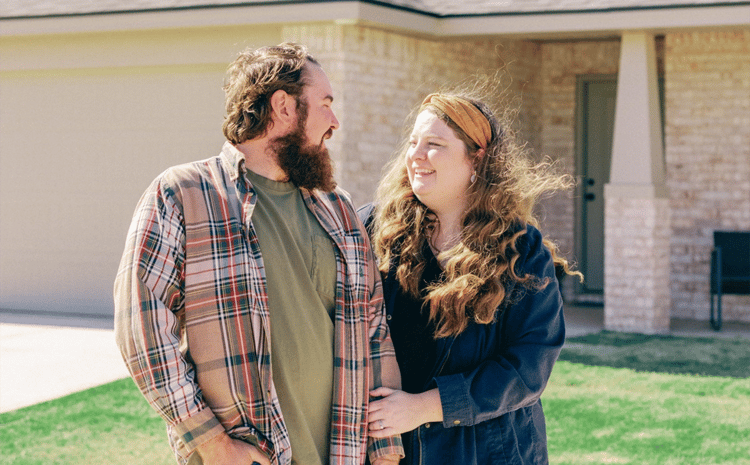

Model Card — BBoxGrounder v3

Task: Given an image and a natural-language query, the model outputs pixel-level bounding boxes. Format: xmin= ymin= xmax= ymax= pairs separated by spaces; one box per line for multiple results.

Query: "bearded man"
xmin=114 ymin=43 xmax=403 ymax=465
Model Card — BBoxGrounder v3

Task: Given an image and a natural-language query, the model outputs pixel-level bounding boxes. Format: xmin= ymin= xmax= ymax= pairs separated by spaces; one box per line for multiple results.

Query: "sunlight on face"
xmin=300 ymin=64 xmax=339 ymax=149
xmin=405 ymin=110 xmax=473 ymax=218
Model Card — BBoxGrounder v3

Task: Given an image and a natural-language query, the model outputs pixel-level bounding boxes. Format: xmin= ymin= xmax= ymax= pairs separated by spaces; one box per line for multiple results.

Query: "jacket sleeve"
xmin=433 ymin=225 xmax=565 ymax=428
xmin=355 ymin=206 xmax=405 ymax=461
xmin=113 ymin=176 xmax=225 ymax=454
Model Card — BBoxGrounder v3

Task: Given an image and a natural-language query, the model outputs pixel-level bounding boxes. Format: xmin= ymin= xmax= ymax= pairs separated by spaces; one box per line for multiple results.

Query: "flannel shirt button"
xmin=453 ymin=420 xmax=461 ymax=425
xmin=424 ymin=423 xmax=430 ymax=428
xmin=386 ymin=315 xmax=392 ymax=321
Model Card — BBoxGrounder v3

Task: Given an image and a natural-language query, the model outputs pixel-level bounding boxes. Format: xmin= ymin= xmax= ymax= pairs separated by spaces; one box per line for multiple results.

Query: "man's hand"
xmin=195 ymin=432 xmax=271 ymax=465
xmin=372 ymin=454 xmax=401 ymax=465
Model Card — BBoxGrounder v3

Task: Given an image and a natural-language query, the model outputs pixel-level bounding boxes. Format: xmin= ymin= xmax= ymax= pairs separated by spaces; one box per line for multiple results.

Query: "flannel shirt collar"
xmin=220 ymin=141 xmax=246 ymax=182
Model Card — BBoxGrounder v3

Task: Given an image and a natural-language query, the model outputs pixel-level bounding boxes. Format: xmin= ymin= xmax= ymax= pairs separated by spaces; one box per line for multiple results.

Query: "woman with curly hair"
xmin=359 ymin=92 xmax=581 ymax=464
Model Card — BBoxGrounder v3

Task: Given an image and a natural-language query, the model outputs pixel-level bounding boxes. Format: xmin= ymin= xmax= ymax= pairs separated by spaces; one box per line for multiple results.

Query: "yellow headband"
xmin=421 ymin=93 xmax=492 ymax=149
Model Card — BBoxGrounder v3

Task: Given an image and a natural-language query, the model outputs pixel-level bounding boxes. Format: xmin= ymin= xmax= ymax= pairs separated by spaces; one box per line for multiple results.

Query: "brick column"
xmin=604 ymin=188 xmax=671 ymax=333
xmin=605 ymin=32 xmax=671 ymax=333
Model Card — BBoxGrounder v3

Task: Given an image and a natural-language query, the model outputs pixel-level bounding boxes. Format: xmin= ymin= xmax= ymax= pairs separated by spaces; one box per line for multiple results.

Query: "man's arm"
xmin=359 ymin=216 xmax=404 ymax=463
xmin=114 ymin=177 xmax=225 ymax=459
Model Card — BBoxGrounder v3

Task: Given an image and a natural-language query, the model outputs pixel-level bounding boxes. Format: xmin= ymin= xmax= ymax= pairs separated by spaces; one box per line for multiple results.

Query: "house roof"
xmin=2 ymin=0 xmax=749 ymax=19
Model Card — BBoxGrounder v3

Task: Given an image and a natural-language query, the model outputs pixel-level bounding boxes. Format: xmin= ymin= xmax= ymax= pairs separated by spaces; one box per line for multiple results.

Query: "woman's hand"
xmin=367 ymin=387 xmax=443 ymax=438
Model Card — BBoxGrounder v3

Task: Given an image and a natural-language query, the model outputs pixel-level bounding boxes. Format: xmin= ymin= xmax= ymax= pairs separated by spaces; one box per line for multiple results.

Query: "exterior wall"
xmin=665 ymin=28 xmax=750 ymax=322
xmin=0 ymin=26 xmax=281 ymax=317
xmin=494 ymin=41 xmax=544 ymax=160
xmin=285 ymin=24 xmax=542 ymax=209
xmin=538 ymin=40 xmax=621 ymax=298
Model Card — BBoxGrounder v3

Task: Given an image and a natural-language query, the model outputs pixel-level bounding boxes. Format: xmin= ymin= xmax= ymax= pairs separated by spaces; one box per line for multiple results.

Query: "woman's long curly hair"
xmin=373 ymin=91 xmax=581 ymax=338
xmin=222 ymin=42 xmax=318 ymax=144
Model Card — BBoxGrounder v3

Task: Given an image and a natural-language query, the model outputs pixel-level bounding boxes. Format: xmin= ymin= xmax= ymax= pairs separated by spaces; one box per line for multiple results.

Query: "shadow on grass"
xmin=561 ymin=330 xmax=750 ymax=378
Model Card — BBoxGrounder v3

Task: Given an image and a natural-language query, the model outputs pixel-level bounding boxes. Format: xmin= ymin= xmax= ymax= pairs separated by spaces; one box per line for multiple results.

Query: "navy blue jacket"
xmin=358 ymin=205 xmax=564 ymax=465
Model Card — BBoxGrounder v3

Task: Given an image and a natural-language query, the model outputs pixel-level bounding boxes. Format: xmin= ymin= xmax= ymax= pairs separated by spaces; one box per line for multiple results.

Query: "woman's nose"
xmin=408 ymin=142 xmax=426 ymax=160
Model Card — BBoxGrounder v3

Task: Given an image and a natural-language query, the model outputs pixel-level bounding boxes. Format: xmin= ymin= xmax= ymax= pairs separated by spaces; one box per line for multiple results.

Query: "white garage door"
xmin=0 ymin=65 xmax=226 ymax=320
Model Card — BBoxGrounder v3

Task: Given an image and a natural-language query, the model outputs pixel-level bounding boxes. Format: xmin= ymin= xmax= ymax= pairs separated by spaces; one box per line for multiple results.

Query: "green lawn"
xmin=545 ymin=362 xmax=750 ymax=465
xmin=1 ymin=331 xmax=749 ymax=464
xmin=0 ymin=379 xmax=175 ymax=465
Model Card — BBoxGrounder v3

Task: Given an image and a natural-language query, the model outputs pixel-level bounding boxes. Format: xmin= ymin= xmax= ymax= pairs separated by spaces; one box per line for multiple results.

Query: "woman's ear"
xmin=475 ymin=148 xmax=486 ymax=159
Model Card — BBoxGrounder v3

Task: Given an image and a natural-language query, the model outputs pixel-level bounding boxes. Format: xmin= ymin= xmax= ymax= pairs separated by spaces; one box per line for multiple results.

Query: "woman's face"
xmin=406 ymin=110 xmax=474 ymax=218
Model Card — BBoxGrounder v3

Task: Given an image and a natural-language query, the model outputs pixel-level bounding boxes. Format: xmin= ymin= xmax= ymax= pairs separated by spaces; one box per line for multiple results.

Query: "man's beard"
xmin=270 ymin=116 xmax=336 ymax=192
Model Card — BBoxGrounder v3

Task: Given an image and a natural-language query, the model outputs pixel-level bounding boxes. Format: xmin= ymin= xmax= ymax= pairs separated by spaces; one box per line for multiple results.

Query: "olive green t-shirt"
xmin=246 ymin=170 xmax=337 ymax=465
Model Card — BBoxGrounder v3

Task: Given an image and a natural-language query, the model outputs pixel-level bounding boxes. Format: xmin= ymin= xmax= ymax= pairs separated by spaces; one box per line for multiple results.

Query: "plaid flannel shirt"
xmin=114 ymin=142 xmax=403 ymax=464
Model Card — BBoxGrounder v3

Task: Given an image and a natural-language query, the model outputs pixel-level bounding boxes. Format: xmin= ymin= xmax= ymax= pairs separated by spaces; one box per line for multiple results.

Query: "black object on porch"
xmin=710 ymin=231 xmax=750 ymax=331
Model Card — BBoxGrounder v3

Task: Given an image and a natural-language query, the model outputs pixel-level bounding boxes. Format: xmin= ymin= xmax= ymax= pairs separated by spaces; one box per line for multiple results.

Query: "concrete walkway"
xmin=1 ymin=305 xmax=748 ymax=414
xmin=564 ymin=305 xmax=750 ymax=339
xmin=0 ymin=322 xmax=129 ymax=413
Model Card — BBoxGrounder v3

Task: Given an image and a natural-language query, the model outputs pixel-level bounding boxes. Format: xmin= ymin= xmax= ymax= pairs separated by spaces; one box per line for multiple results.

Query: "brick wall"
xmin=283 ymin=24 xmax=544 ymax=209
xmin=666 ymin=29 xmax=750 ymax=322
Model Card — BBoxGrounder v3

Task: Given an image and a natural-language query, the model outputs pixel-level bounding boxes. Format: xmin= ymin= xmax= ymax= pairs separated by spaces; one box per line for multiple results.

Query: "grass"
xmin=545 ymin=362 xmax=750 ymax=465
xmin=1 ymin=331 xmax=748 ymax=464
xmin=0 ymin=379 xmax=174 ymax=465
xmin=546 ymin=331 xmax=750 ymax=464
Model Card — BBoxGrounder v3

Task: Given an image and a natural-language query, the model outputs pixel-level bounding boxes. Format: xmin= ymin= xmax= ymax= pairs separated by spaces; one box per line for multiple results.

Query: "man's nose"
xmin=330 ymin=112 xmax=340 ymax=131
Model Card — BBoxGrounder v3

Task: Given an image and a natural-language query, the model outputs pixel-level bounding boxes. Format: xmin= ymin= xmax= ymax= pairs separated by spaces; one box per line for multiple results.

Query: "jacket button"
xmin=424 ymin=423 xmax=430 ymax=428
xmin=386 ymin=315 xmax=392 ymax=321
xmin=453 ymin=420 xmax=461 ymax=425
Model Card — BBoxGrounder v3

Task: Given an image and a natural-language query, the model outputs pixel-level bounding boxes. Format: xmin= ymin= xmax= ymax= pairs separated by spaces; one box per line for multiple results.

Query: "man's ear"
xmin=270 ymin=89 xmax=296 ymax=131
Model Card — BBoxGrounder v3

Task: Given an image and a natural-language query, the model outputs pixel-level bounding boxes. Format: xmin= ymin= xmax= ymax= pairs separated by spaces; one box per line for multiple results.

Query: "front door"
xmin=576 ymin=76 xmax=617 ymax=295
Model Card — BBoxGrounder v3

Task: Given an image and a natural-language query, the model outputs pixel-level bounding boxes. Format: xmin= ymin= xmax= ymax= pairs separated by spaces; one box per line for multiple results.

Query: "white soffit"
xmin=439 ymin=4 xmax=750 ymax=39
xmin=1 ymin=1 xmax=748 ymax=38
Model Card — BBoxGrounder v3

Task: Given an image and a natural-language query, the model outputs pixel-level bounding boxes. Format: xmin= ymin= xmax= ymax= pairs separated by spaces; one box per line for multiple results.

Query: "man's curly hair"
xmin=222 ymin=42 xmax=319 ymax=144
